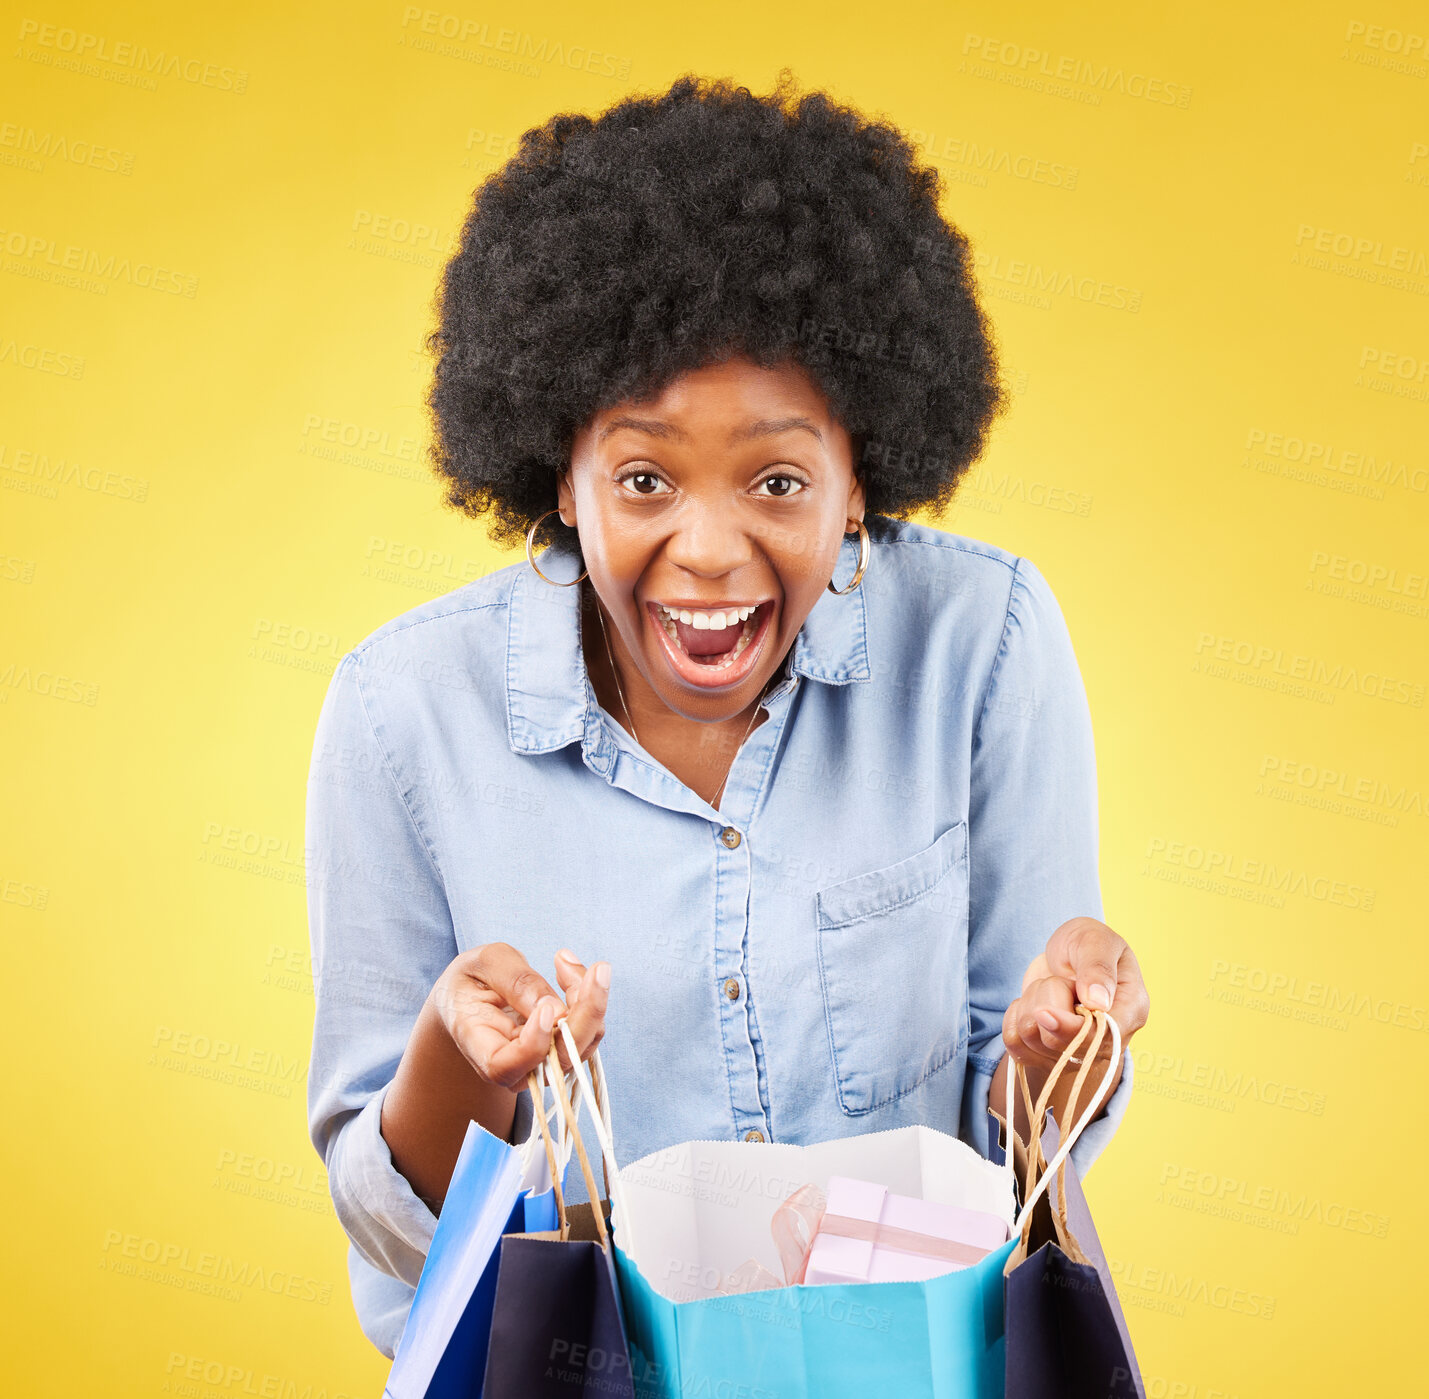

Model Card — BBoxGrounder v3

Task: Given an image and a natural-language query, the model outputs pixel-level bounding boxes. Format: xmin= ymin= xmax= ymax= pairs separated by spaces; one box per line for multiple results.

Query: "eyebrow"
xmin=597 ymin=415 xmax=824 ymax=446
xmin=729 ymin=416 xmax=824 ymax=445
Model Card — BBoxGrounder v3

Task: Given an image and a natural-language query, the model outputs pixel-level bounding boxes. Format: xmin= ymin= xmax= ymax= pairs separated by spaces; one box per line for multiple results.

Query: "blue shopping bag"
xmin=384 ymin=1068 xmax=570 ymax=1399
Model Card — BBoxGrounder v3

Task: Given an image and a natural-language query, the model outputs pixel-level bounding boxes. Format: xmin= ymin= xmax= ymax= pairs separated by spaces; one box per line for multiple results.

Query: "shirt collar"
xmin=505 ymin=528 xmax=873 ymax=756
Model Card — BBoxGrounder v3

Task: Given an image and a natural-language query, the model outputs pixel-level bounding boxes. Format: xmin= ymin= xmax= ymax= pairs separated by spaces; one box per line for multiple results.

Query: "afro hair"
xmin=424 ymin=69 xmax=1008 ymax=552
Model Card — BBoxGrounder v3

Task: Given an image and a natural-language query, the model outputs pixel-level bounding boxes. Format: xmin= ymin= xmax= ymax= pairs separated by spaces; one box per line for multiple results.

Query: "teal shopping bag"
xmin=552 ymin=1025 xmax=1019 ymax=1399
xmin=615 ymin=1232 xmax=1014 ymax=1399
xmin=559 ymin=1018 xmax=1129 ymax=1399
xmin=610 ymin=1135 xmax=1017 ymax=1399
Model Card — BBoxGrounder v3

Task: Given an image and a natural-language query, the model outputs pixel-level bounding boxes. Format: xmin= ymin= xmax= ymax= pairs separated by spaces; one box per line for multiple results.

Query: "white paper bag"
xmin=616 ymin=1125 xmax=1017 ymax=1302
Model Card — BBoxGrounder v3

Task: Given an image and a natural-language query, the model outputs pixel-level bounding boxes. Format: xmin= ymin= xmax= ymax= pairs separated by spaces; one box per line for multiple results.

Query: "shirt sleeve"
xmin=957 ymin=557 xmax=1134 ymax=1180
xmin=305 ymin=648 xmax=457 ymax=1288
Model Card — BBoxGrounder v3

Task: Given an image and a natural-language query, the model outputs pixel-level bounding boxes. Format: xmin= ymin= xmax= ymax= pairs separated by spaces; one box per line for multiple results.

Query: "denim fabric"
xmin=304 ymin=513 xmax=1133 ymax=1357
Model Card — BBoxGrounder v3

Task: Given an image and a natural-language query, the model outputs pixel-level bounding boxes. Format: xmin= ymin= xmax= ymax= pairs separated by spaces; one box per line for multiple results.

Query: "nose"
xmin=662 ymin=501 xmax=757 ymax=580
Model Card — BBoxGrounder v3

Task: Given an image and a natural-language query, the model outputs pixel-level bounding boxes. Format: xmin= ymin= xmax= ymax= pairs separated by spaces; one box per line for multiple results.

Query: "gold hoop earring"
xmin=827 ymin=519 xmax=870 ymax=595
xmin=525 ymin=509 xmax=588 ymax=586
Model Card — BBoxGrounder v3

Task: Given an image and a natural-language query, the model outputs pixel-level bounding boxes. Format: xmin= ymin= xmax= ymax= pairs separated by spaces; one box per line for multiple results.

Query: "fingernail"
xmin=1036 ymin=1009 xmax=1060 ymax=1031
xmin=1087 ymin=984 xmax=1112 ymax=1010
xmin=595 ymin=962 xmax=611 ymax=989
xmin=556 ymin=948 xmax=577 ymax=964
xmin=538 ymin=1001 xmax=556 ymax=1031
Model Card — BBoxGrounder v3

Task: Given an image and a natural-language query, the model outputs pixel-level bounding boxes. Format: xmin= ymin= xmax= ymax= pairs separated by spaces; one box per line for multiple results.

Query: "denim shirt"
xmin=304 ymin=512 xmax=1134 ymax=1357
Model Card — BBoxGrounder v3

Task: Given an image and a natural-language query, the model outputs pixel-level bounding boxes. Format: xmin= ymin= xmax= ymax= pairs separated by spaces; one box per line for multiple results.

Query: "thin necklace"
xmin=593 ymin=595 xmax=762 ymax=811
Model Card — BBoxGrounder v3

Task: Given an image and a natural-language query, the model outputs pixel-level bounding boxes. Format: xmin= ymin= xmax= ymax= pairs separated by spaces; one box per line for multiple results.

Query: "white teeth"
xmin=656 ymin=606 xmax=762 ymax=667
xmin=717 ymin=616 xmax=758 ymax=667
xmin=657 ymin=602 xmax=760 ymax=629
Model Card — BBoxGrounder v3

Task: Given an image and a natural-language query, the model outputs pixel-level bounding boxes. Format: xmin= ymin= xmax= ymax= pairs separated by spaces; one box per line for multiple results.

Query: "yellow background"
xmin=4 ymin=1 xmax=1425 ymax=1394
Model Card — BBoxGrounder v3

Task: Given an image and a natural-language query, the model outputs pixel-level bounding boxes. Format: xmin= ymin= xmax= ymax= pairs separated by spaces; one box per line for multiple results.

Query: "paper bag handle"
xmin=1019 ymin=1010 xmax=1101 ymax=1202
xmin=1000 ymin=1009 xmax=1097 ymax=1202
xmin=526 ymin=1061 xmax=569 ymax=1239
xmin=1005 ymin=1009 xmax=1100 ymax=1270
xmin=1046 ymin=1011 xmax=1109 ymax=1224
xmin=556 ymin=1020 xmax=637 ymax=1262
xmin=1000 ymin=1040 xmax=1029 ymax=1187
xmin=1012 ymin=1007 xmax=1121 ymax=1236
xmin=542 ymin=1042 xmax=613 ymax=1249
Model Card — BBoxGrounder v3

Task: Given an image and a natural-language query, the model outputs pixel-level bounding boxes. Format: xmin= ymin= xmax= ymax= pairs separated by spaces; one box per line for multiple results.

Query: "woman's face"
xmin=556 ymin=355 xmax=865 ymax=725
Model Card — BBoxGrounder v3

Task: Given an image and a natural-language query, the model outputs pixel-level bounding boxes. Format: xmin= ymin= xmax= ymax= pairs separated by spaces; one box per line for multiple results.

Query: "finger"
xmin=553 ymin=948 xmax=586 ymax=998
xmin=447 ymin=995 xmax=561 ymax=1090
xmin=482 ymin=993 xmax=566 ymax=1090
xmin=1020 ymin=951 xmax=1050 ymax=994
xmin=471 ymin=942 xmax=563 ymax=1020
xmin=549 ymin=950 xmax=587 ymax=1073
xmin=1032 ymin=1009 xmax=1085 ymax=1055
xmin=1109 ymin=943 xmax=1152 ymax=1037
xmin=1045 ymin=918 xmax=1127 ymax=1013
xmin=554 ymin=960 xmax=611 ymax=1069
xmin=1018 ymin=976 xmax=1079 ymax=1055
xmin=1002 ymin=1000 xmax=1040 ymax=1066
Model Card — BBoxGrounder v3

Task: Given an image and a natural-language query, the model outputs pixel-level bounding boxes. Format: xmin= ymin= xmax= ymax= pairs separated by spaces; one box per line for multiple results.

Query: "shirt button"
xmin=744 ymin=1129 xmax=765 ymax=1143
xmin=719 ymin=826 xmax=742 ymax=849
xmin=723 ymin=977 xmax=741 ymax=1001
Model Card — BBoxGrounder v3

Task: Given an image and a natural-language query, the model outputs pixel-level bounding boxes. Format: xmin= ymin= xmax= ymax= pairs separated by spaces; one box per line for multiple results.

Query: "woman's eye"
xmin=756 ymin=475 xmax=807 ymax=498
xmin=619 ymin=472 xmax=670 ymax=496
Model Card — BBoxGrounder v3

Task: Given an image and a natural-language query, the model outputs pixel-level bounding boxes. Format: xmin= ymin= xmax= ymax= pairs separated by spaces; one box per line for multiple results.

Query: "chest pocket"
xmin=815 ymin=822 xmax=971 ymax=1116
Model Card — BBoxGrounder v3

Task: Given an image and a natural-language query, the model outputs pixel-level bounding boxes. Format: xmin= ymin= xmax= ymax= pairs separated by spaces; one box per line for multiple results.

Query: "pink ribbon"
xmin=816 ymin=1212 xmax=992 ymax=1268
xmin=768 ymin=1183 xmax=825 ymax=1284
xmin=716 ymin=1182 xmax=991 ymax=1294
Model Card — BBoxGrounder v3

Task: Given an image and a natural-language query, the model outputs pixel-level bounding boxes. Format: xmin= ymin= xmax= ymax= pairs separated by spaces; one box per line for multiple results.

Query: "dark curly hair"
xmin=425 ymin=69 xmax=1007 ymax=553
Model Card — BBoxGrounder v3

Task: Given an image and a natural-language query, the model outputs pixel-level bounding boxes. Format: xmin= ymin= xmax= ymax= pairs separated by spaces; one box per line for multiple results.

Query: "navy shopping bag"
xmin=998 ymin=1008 xmax=1145 ymax=1399
xmin=481 ymin=1038 xmax=636 ymax=1399
xmin=483 ymin=1202 xmax=636 ymax=1399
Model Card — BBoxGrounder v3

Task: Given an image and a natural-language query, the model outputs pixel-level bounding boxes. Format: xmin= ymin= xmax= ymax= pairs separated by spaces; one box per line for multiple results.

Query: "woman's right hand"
xmin=430 ymin=942 xmax=611 ymax=1091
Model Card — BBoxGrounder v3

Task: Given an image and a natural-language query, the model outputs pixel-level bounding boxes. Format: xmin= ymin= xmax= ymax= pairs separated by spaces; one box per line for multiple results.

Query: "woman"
xmin=306 ymin=71 xmax=1150 ymax=1357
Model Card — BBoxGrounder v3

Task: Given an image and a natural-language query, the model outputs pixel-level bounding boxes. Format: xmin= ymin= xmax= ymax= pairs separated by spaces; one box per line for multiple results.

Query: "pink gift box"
xmin=803 ymin=1176 xmax=1010 ymax=1286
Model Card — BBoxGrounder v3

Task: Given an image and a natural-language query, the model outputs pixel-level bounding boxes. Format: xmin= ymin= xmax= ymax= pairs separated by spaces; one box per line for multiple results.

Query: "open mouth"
xmin=644 ymin=599 xmax=776 ymax=688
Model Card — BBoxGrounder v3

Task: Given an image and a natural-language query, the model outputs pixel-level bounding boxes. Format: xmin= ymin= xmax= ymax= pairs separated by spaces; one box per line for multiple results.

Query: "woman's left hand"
xmin=1002 ymin=917 xmax=1150 ymax=1074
